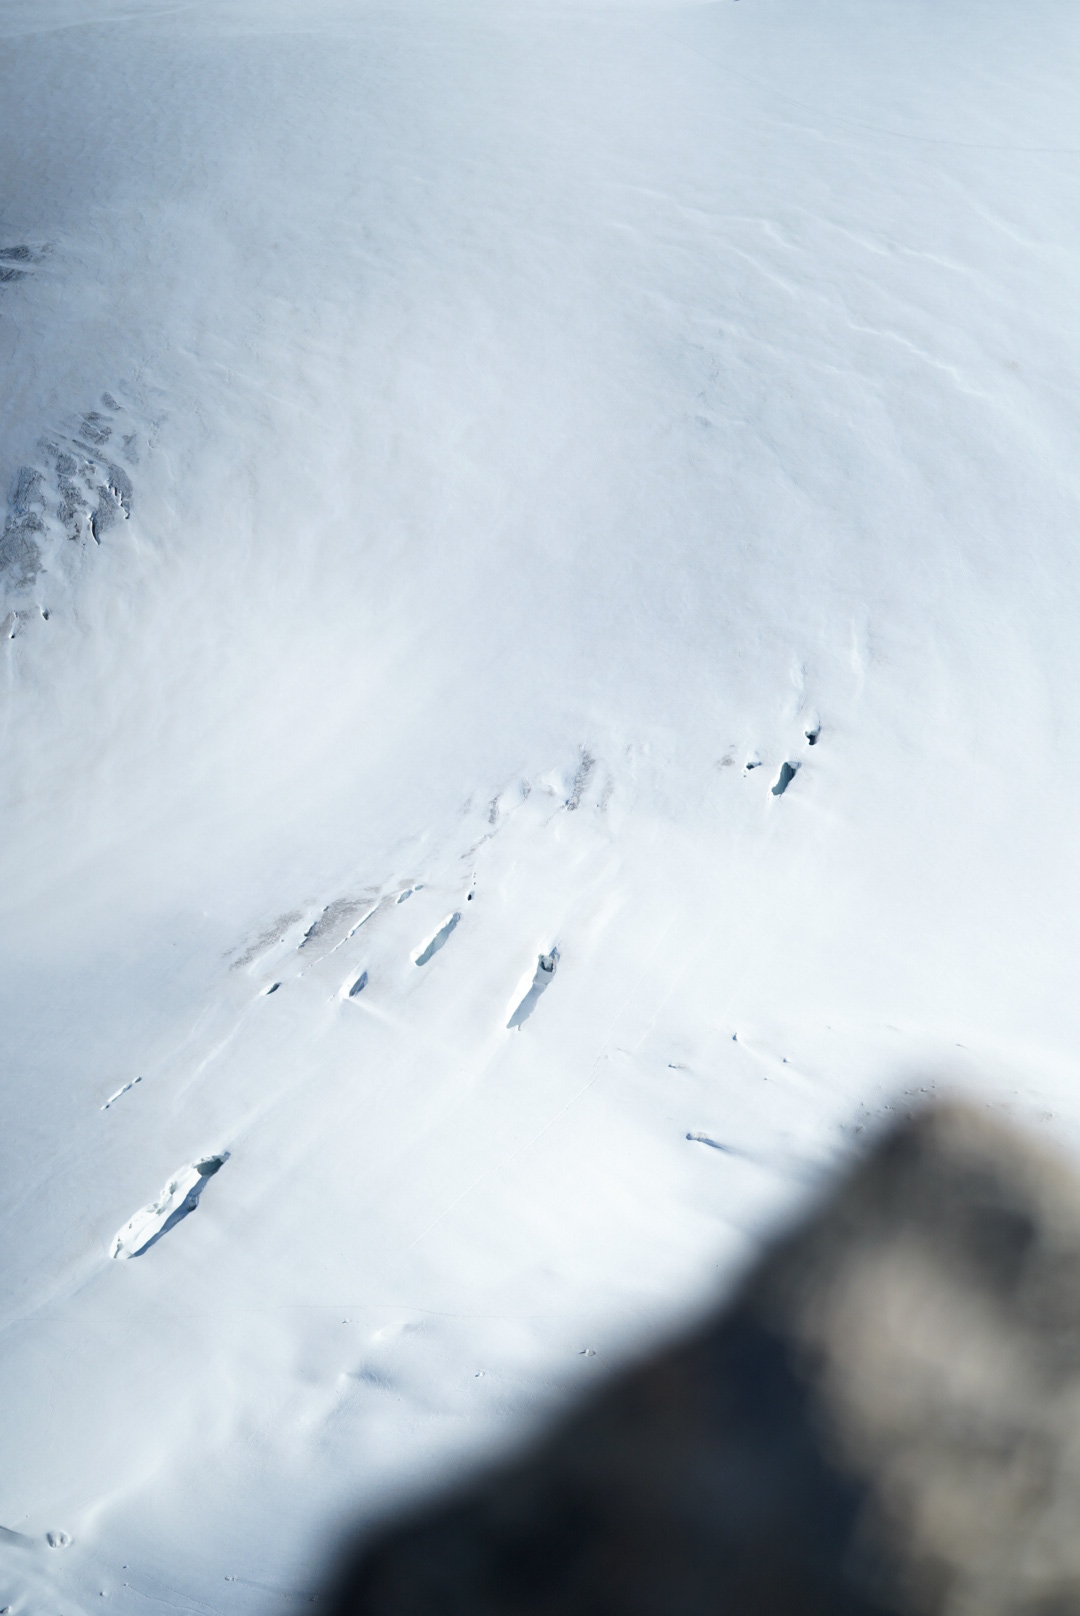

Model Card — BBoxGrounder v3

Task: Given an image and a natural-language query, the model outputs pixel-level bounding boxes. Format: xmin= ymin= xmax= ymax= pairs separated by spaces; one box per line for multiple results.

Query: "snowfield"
xmin=2 ymin=0 xmax=1080 ymax=1609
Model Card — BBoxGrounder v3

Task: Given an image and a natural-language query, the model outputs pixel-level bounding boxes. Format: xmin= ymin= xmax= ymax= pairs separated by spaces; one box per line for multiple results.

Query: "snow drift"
xmin=2 ymin=0 xmax=1080 ymax=1612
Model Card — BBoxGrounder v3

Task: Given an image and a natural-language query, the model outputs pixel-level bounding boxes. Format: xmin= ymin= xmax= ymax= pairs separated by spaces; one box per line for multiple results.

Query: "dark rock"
xmin=326 ymin=1106 xmax=1080 ymax=1615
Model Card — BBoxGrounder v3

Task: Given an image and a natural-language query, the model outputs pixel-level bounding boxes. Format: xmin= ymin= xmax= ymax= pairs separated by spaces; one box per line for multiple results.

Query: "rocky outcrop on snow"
xmin=330 ymin=1104 xmax=1080 ymax=1615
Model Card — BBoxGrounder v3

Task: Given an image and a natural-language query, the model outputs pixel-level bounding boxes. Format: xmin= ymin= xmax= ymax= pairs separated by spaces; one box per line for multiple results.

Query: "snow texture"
xmin=2 ymin=0 xmax=1080 ymax=1611
xmin=111 ymin=1155 xmax=229 ymax=1261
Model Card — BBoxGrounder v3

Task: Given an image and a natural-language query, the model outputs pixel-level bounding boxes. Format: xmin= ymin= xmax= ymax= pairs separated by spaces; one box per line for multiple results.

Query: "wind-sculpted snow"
xmin=0 ymin=242 xmax=40 ymax=282
xmin=101 ymin=1075 xmax=142 ymax=1111
xmin=300 ymin=896 xmax=380 ymax=960
xmin=412 ymin=912 xmax=461 ymax=967
xmin=771 ymin=760 xmax=800 ymax=797
xmin=507 ymin=949 xmax=559 ymax=1030
xmin=0 ymin=465 xmax=46 ymax=592
xmin=0 ymin=394 xmax=140 ymax=620
xmin=111 ymin=1155 xmax=229 ymax=1260
xmin=1 ymin=1 xmax=1080 ymax=1614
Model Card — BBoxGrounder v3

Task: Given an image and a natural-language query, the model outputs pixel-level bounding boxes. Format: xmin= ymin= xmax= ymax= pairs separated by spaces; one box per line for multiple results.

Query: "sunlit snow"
xmin=2 ymin=0 xmax=1080 ymax=1610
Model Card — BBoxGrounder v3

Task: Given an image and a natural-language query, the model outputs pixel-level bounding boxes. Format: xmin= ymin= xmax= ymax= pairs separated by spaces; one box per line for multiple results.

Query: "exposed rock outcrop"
xmin=328 ymin=1105 xmax=1080 ymax=1615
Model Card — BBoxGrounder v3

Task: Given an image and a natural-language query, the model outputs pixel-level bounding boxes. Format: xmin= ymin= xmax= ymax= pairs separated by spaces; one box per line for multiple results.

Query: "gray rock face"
xmin=329 ymin=1106 xmax=1080 ymax=1615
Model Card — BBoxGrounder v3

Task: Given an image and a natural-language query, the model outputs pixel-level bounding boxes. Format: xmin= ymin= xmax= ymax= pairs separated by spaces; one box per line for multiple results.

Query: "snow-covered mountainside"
xmin=2 ymin=0 xmax=1079 ymax=1609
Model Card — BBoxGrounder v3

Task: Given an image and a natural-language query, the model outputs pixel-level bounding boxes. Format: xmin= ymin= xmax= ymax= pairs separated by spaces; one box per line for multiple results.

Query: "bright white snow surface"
xmin=2 ymin=0 xmax=1080 ymax=1607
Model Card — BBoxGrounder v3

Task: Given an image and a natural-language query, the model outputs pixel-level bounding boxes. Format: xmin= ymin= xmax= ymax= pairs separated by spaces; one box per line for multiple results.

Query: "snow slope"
xmin=2 ymin=0 xmax=1080 ymax=1609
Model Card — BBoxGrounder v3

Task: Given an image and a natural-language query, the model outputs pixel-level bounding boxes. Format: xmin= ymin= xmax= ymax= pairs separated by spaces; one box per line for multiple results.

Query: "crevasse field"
xmin=2 ymin=0 xmax=1079 ymax=1608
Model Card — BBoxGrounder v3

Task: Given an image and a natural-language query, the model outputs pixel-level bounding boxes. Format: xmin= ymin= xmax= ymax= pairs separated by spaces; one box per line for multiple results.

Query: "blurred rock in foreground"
xmin=327 ymin=1105 xmax=1080 ymax=1615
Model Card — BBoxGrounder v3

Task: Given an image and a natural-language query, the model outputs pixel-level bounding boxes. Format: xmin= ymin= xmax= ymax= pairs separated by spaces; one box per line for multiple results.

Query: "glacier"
xmin=2 ymin=0 xmax=1080 ymax=1610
